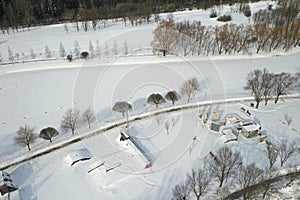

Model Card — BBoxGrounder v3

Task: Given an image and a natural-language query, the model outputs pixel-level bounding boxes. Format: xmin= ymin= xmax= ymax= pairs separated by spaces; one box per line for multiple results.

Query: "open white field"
xmin=0 ymin=51 xmax=299 ymax=162
xmin=0 ymin=0 xmax=299 ymax=199
xmin=2 ymin=99 xmax=300 ymax=200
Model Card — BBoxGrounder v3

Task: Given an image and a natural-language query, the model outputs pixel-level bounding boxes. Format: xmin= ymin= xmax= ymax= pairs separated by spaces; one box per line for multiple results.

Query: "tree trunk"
xmin=219 ymin=178 xmax=224 ymax=187
xmin=72 ymin=127 xmax=75 ymax=135
xmin=49 ymin=138 xmax=52 ymax=143
xmin=126 ymin=110 xmax=129 ymax=128
xmin=27 ymin=143 xmax=31 ymax=151
xmin=256 ymin=100 xmax=260 ymax=108
xmin=265 ymin=99 xmax=268 ymax=106
xmin=274 ymin=96 xmax=279 ymax=104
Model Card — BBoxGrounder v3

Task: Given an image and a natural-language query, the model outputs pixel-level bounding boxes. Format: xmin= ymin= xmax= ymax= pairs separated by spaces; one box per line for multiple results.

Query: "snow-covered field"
xmin=0 ymin=1 xmax=299 ymax=199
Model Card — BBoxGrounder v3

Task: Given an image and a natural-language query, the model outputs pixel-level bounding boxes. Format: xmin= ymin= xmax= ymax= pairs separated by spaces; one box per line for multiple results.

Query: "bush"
xmin=66 ymin=54 xmax=72 ymax=62
xmin=80 ymin=51 xmax=89 ymax=59
xmin=217 ymin=15 xmax=232 ymax=22
xmin=243 ymin=5 xmax=251 ymax=17
xmin=165 ymin=3 xmax=176 ymax=12
xmin=210 ymin=10 xmax=217 ymax=18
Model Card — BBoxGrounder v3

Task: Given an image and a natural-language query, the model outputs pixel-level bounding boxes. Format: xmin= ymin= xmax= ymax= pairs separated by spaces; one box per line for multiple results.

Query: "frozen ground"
xmin=0 ymin=1 xmax=277 ymax=61
xmin=1 ymin=100 xmax=300 ymax=200
xmin=0 ymin=51 xmax=299 ymax=162
xmin=0 ymin=1 xmax=299 ymax=199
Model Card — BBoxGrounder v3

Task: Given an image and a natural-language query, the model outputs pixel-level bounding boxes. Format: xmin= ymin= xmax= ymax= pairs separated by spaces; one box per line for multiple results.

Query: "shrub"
xmin=165 ymin=3 xmax=176 ymax=12
xmin=210 ymin=10 xmax=217 ymax=18
xmin=80 ymin=51 xmax=89 ymax=59
xmin=66 ymin=54 xmax=73 ymax=62
xmin=217 ymin=15 xmax=232 ymax=22
xmin=243 ymin=5 xmax=251 ymax=17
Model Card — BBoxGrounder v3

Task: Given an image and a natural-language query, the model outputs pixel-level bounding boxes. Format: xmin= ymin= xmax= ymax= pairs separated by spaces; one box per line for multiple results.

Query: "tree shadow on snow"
xmin=96 ymin=106 xmax=114 ymax=123
xmin=10 ymin=163 xmax=37 ymax=200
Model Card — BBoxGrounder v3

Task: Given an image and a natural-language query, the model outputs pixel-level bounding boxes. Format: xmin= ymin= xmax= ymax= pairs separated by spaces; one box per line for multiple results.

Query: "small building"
xmin=0 ymin=171 xmax=18 ymax=196
xmin=64 ymin=148 xmax=91 ymax=166
xmin=242 ymin=123 xmax=261 ymax=138
xmin=210 ymin=120 xmax=226 ymax=132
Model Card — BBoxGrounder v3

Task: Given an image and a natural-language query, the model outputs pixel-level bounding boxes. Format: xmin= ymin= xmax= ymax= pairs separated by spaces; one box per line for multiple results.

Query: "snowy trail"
xmin=1 ymin=94 xmax=299 ymax=171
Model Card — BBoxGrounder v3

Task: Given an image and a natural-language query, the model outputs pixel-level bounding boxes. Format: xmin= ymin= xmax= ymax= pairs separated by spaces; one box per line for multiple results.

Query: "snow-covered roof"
xmin=242 ymin=124 xmax=260 ymax=132
xmin=64 ymin=148 xmax=91 ymax=166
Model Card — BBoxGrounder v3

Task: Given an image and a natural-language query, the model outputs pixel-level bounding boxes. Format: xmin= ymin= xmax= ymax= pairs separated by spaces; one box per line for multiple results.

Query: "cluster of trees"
xmin=14 ymin=107 xmax=95 ymax=151
xmin=14 ymin=76 xmax=200 ymax=151
xmin=3 ymin=38 xmax=131 ymax=63
xmin=172 ymin=141 xmax=298 ymax=199
xmin=244 ymin=68 xmax=298 ymax=108
xmin=151 ymin=2 xmax=300 ymax=57
xmin=0 ymin=0 xmax=261 ymax=33
xmin=112 ymin=76 xmax=199 ymax=115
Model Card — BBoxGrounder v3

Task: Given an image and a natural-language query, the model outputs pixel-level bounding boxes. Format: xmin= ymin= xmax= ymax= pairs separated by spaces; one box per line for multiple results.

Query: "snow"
xmin=64 ymin=148 xmax=91 ymax=166
xmin=0 ymin=1 xmax=299 ymax=199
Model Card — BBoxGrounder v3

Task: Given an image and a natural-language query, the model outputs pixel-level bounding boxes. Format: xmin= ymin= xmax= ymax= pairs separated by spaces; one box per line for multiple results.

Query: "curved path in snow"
xmin=1 ymin=94 xmax=300 ymax=171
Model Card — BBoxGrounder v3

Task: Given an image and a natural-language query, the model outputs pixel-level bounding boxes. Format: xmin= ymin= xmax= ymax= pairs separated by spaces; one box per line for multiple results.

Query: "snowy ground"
xmin=0 ymin=1 xmax=299 ymax=199
xmin=2 ymin=99 xmax=300 ymax=200
xmin=0 ymin=51 xmax=299 ymax=163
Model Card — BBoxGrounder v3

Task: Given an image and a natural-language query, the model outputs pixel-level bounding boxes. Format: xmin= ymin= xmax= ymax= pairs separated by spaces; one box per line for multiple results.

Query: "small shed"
xmin=210 ymin=120 xmax=226 ymax=132
xmin=242 ymin=124 xmax=261 ymax=138
xmin=0 ymin=171 xmax=18 ymax=196
xmin=64 ymin=148 xmax=91 ymax=166
xmin=211 ymin=121 xmax=221 ymax=132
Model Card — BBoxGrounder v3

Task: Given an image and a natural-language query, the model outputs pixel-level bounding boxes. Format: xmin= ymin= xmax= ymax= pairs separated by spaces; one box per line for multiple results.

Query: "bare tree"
xmin=104 ymin=42 xmax=109 ymax=57
xmin=8 ymin=46 xmax=14 ymax=63
xmin=73 ymin=40 xmax=81 ymax=59
xmin=60 ymin=108 xmax=81 ymax=135
xmin=186 ymin=169 xmax=211 ymax=200
xmin=59 ymin=42 xmax=66 ymax=58
xmin=123 ymin=39 xmax=129 ymax=56
xmin=151 ymin=20 xmax=177 ymax=56
xmin=273 ymin=72 xmax=295 ymax=104
xmin=39 ymin=127 xmax=59 ymax=143
xmin=164 ymin=121 xmax=170 ymax=134
xmin=112 ymin=101 xmax=132 ymax=117
xmin=89 ymin=40 xmax=94 ymax=58
xmin=147 ymin=93 xmax=166 ymax=108
xmin=172 ymin=182 xmax=190 ymax=200
xmin=45 ymin=45 xmax=52 ymax=58
xmin=207 ymin=146 xmax=242 ymax=187
xmin=261 ymin=168 xmax=277 ymax=199
xmin=112 ymin=40 xmax=118 ymax=56
xmin=82 ymin=107 xmax=96 ymax=129
xmin=95 ymin=40 xmax=101 ymax=58
xmin=244 ymin=69 xmax=266 ymax=108
xmin=278 ymin=140 xmax=297 ymax=167
xmin=237 ymin=163 xmax=264 ymax=200
xmin=30 ymin=48 xmax=36 ymax=59
xmin=264 ymin=145 xmax=278 ymax=170
xmin=14 ymin=125 xmax=37 ymax=151
xmin=180 ymin=77 xmax=200 ymax=102
xmin=262 ymin=70 xmax=274 ymax=105
xmin=165 ymin=90 xmax=180 ymax=105
xmin=64 ymin=24 xmax=69 ymax=33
